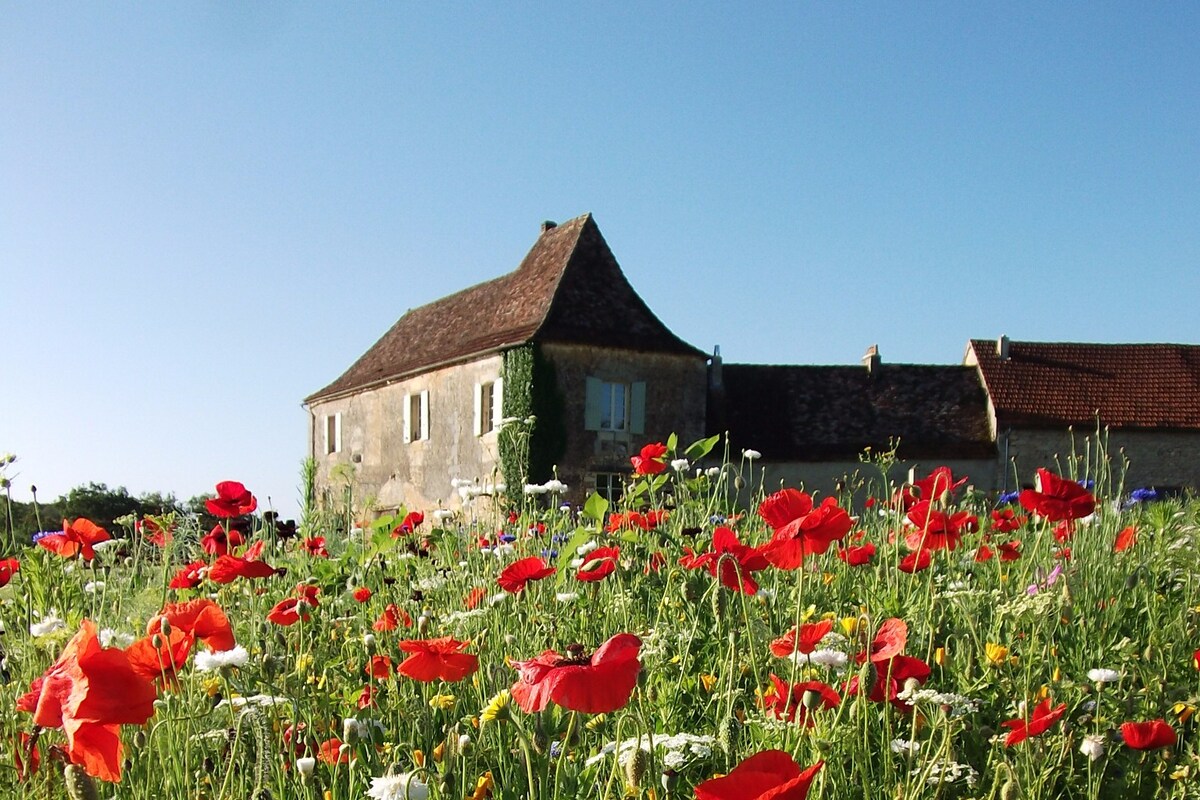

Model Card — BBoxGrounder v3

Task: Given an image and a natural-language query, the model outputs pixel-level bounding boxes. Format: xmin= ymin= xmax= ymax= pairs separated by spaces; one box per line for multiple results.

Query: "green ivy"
xmin=500 ymin=344 xmax=566 ymax=500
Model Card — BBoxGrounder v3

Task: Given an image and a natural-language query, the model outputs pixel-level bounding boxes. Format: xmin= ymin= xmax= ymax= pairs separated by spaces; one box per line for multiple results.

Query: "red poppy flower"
xmin=357 ymin=684 xmax=377 ymax=709
xmin=365 ymin=655 xmax=393 ymax=680
xmin=606 ymin=510 xmax=668 ymax=532
xmin=391 ymin=511 xmax=425 ymax=536
xmin=317 ymin=737 xmax=348 ymax=764
xmin=864 ymin=618 xmax=908 ymax=663
xmin=1052 ymin=519 xmax=1076 ymax=543
xmin=0 ymin=558 xmax=19 ymax=587
xmin=373 ymin=603 xmax=412 ymax=631
xmin=267 ymin=597 xmax=312 ymax=626
xmin=894 ymin=467 xmax=967 ymax=510
xmin=1019 ymin=469 xmax=1095 ymax=522
xmin=397 ymin=637 xmax=478 ymax=683
xmin=207 ymin=553 xmax=278 ymax=584
xmin=125 ymin=628 xmax=192 ymax=684
xmin=510 ymin=633 xmax=642 ymax=714
xmin=903 ymin=501 xmax=975 ymax=552
xmin=577 ymin=546 xmax=620 ymax=582
xmin=695 ymin=527 xmax=769 ymax=594
xmin=898 ymin=549 xmax=932 ymax=573
xmin=353 ymin=587 xmax=372 ymax=603
xmin=243 ymin=539 xmax=267 ymax=560
xmin=974 ymin=544 xmax=994 ymax=562
xmin=695 ymin=750 xmax=823 ymax=800
xmin=998 ymin=540 xmax=1022 ymax=561
xmin=679 ymin=547 xmax=706 ymax=570
xmin=644 ymin=551 xmax=666 ymax=575
xmin=760 ymin=674 xmax=840 ymax=726
xmin=148 ymin=598 xmax=236 ymax=652
xmin=302 ymin=536 xmax=329 ymax=558
xmin=846 ymin=654 xmax=931 ymax=711
xmin=37 ymin=518 xmax=111 ymax=561
xmin=137 ymin=518 xmax=173 ymax=548
xmin=1121 ymin=719 xmax=1176 ymax=750
xmin=1114 ymin=525 xmax=1138 ymax=553
xmin=1194 ymin=649 xmax=1200 ymax=671
xmin=169 ymin=560 xmax=207 ymax=589
xmin=758 ymin=489 xmax=852 ymax=569
xmin=771 ymin=620 xmax=834 ymax=659
xmin=16 ymin=620 xmax=157 ymax=781
xmin=497 ymin=556 xmax=557 ymax=593
xmin=1003 ymin=698 xmax=1067 ymax=746
xmin=14 ymin=731 xmax=40 ymax=782
xmin=630 ymin=442 xmax=668 ymax=475
xmin=205 ymin=480 xmax=258 ymax=518
xmin=990 ymin=508 xmax=1027 ymax=533
xmin=837 ymin=540 xmax=876 ymax=566
xmin=464 ymin=587 xmax=486 ymax=609
xmin=201 ymin=524 xmax=244 ymax=556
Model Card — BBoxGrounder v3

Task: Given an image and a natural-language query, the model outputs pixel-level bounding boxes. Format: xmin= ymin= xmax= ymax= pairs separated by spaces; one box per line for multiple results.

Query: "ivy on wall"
xmin=500 ymin=344 xmax=566 ymax=497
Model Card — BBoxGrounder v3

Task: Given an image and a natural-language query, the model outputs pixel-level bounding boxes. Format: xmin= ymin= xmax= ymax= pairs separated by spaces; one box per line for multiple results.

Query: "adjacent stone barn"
xmin=304 ymin=214 xmax=708 ymax=512
xmin=965 ymin=338 xmax=1200 ymax=494
xmin=711 ymin=348 xmax=997 ymax=498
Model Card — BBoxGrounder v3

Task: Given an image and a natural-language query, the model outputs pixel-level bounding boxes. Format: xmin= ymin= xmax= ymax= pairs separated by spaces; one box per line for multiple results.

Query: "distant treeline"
xmin=1 ymin=482 xmax=209 ymax=541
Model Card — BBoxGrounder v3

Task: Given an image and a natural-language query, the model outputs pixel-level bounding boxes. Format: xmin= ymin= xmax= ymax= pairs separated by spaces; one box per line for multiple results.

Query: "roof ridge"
xmin=522 ymin=213 xmax=592 ymax=338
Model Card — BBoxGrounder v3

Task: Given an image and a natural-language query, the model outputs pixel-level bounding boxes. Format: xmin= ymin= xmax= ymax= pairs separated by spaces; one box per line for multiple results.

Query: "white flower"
xmin=544 ymin=479 xmax=569 ymax=494
xmin=91 ymin=539 xmax=120 ymax=552
xmin=1080 ymin=733 xmax=1106 ymax=761
xmin=806 ymin=649 xmax=849 ymax=670
xmin=742 ymin=449 xmax=762 ymax=460
xmin=486 ymin=592 xmax=509 ymax=606
xmin=430 ymin=509 xmax=454 ymax=524
xmin=555 ymin=592 xmax=579 ymax=603
xmin=343 ymin=717 xmax=367 ymax=742
xmin=670 ymin=458 xmax=690 ymax=472
xmin=705 ymin=467 xmax=722 ymax=478
xmin=523 ymin=483 xmax=547 ymax=495
xmin=1087 ymin=668 xmax=1121 ymax=685
xmin=218 ymin=694 xmax=290 ymax=710
xmin=194 ymin=646 xmax=250 ymax=672
xmin=99 ymin=628 xmax=135 ymax=648
xmin=31 ymin=611 xmax=66 ymax=637
xmin=83 ymin=581 xmax=105 ymax=594
xmin=890 ymin=738 xmax=921 ymax=755
xmin=578 ymin=540 xmax=599 ymax=555
xmin=296 ymin=757 xmax=316 ymax=779
xmin=366 ymin=773 xmax=429 ymax=800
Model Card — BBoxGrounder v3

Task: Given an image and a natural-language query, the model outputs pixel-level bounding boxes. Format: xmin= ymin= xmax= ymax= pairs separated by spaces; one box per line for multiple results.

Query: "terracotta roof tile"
xmin=307 ymin=215 xmax=703 ymax=402
xmin=717 ymin=363 xmax=995 ymax=461
xmin=969 ymin=340 xmax=1200 ymax=430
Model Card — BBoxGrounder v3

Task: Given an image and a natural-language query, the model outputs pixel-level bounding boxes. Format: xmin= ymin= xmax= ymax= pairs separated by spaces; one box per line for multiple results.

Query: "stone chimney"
xmin=540 ymin=220 xmax=557 ymax=234
xmin=997 ymin=334 xmax=1010 ymax=361
xmin=862 ymin=344 xmax=881 ymax=374
xmin=706 ymin=345 xmax=726 ymax=435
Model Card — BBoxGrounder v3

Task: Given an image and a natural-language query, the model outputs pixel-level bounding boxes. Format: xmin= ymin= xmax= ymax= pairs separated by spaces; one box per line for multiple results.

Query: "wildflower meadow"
xmin=2 ymin=435 xmax=1199 ymax=800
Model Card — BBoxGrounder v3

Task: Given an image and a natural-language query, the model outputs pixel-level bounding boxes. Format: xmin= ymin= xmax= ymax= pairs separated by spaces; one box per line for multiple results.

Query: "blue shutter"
xmin=584 ymin=377 xmax=602 ymax=431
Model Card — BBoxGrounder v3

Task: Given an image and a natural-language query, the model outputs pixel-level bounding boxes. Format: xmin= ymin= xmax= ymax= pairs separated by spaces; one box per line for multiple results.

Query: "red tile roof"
xmin=969 ymin=340 xmax=1200 ymax=430
xmin=307 ymin=214 xmax=703 ymax=402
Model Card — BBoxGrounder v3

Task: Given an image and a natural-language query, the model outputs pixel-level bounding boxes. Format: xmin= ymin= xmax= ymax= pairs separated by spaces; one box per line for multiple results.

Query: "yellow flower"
xmin=934 ymin=647 xmax=946 ymax=667
xmin=432 ymin=742 xmax=445 ymax=762
xmin=1172 ymin=701 xmax=1196 ymax=724
xmin=429 ymin=693 xmax=456 ymax=710
xmin=801 ymin=604 xmax=817 ymax=622
xmin=822 ymin=572 xmax=835 ymax=586
xmin=413 ymin=749 xmax=425 ymax=767
xmin=202 ymin=677 xmax=222 ymax=697
xmin=585 ymin=713 xmax=607 ymax=731
xmin=700 ymin=674 xmax=717 ymax=693
xmin=840 ymin=617 xmax=859 ymax=636
xmin=1052 ymin=666 xmax=1062 ymax=682
xmin=985 ymin=643 xmax=1009 ymax=667
xmin=480 ymin=689 xmax=511 ymax=724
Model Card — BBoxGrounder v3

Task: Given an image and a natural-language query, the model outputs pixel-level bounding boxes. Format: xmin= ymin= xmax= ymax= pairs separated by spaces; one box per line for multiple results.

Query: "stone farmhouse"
xmin=305 ymin=214 xmax=1200 ymax=512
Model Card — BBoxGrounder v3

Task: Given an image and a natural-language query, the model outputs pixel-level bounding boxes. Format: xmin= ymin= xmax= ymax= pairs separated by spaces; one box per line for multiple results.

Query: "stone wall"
xmin=1002 ymin=428 xmax=1200 ymax=494
xmin=745 ymin=458 xmax=1000 ymax=504
xmin=308 ymin=354 xmax=506 ymax=514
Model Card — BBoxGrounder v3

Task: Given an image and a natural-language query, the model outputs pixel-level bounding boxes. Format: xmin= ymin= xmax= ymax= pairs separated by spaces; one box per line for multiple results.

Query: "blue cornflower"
xmin=997 ymin=491 xmax=1020 ymax=505
xmin=1078 ymin=479 xmax=1095 ymax=491
xmin=540 ymin=549 xmax=559 ymax=560
xmin=499 ymin=534 xmax=517 ymax=544
xmin=1129 ymin=487 xmax=1158 ymax=503
xmin=31 ymin=530 xmax=56 ymax=544
xmin=709 ymin=514 xmax=727 ymax=525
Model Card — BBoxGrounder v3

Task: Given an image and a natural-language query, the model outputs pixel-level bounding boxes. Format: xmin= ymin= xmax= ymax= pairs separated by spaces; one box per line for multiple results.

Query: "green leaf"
xmin=582 ymin=491 xmax=609 ymax=523
xmin=667 ymin=432 xmax=678 ymax=454
xmin=685 ymin=434 xmax=721 ymax=461
xmin=555 ymin=526 xmax=593 ymax=587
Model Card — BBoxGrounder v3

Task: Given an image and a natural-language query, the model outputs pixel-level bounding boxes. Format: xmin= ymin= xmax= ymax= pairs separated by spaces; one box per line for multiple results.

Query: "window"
xmin=403 ymin=390 xmax=429 ymax=443
xmin=595 ymin=472 xmax=624 ymax=505
xmin=474 ymin=377 xmax=504 ymax=436
xmin=585 ymin=377 xmax=646 ymax=433
xmin=324 ymin=413 xmax=341 ymax=455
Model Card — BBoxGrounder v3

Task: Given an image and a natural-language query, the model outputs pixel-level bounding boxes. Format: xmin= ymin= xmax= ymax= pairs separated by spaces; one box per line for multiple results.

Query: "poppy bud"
xmin=625 ymin=747 xmax=650 ymax=791
xmin=443 ymin=725 xmax=461 ymax=763
xmin=710 ymin=586 xmax=728 ymax=622
xmin=296 ymin=757 xmax=316 ymax=781
xmin=64 ymin=764 xmax=100 ymax=800
xmin=716 ymin=714 xmax=739 ymax=758
xmin=802 ymin=689 xmax=825 ymax=711
xmin=418 ymin=613 xmax=432 ymax=636
xmin=159 ymin=618 xmax=172 ymax=637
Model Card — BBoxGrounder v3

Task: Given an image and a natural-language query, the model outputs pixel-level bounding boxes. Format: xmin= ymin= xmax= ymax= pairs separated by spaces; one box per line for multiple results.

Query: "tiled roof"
xmin=968 ymin=340 xmax=1200 ymax=430
xmin=307 ymin=214 xmax=704 ymax=402
xmin=716 ymin=363 xmax=995 ymax=461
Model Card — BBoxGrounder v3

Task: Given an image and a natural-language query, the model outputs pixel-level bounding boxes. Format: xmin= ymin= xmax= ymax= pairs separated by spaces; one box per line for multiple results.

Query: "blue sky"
xmin=3 ymin=3 xmax=1197 ymax=518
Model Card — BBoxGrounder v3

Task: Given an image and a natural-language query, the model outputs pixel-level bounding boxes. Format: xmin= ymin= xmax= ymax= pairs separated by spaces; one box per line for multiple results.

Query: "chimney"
xmin=540 ymin=220 xmax=557 ymax=234
xmin=706 ymin=345 xmax=727 ymax=435
xmin=997 ymin=335 xmax=1010 ymax=361
xmin=862 ymin=344 xmax=880 ymax=374
xmin=709 ymin=345 xmax=723 ymax=388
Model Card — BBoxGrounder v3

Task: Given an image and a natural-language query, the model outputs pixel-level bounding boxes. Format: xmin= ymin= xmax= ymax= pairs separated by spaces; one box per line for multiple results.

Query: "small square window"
xmin=595 ymin=472 xmax=624 ymax=505
xmin=480 ymin=381 xmax=496 ymax=435
xmin=405 ymin=391 xmax=429 ymax=443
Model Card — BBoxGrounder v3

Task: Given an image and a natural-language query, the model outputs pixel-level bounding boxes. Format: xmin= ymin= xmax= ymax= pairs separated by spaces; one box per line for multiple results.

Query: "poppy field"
xmin=2 ymin=437 xmax=1199 ymax=800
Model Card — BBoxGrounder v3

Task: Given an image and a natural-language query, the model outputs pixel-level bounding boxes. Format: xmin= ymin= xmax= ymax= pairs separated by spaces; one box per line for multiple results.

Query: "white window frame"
xmin=402 ymin=390 xmax=430 ymax=443
xmin=474 ymin=377 xmax=504 ymax=437
xmin=324 ymin=412 xmax=342 ymax=455
xmin=594 ymin=472 xmax=625 ymax=504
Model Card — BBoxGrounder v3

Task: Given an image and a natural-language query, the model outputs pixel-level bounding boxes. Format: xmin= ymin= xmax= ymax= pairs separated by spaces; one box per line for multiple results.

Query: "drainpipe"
xmin=1001 ymin=428 xmax=1011 ymax=493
